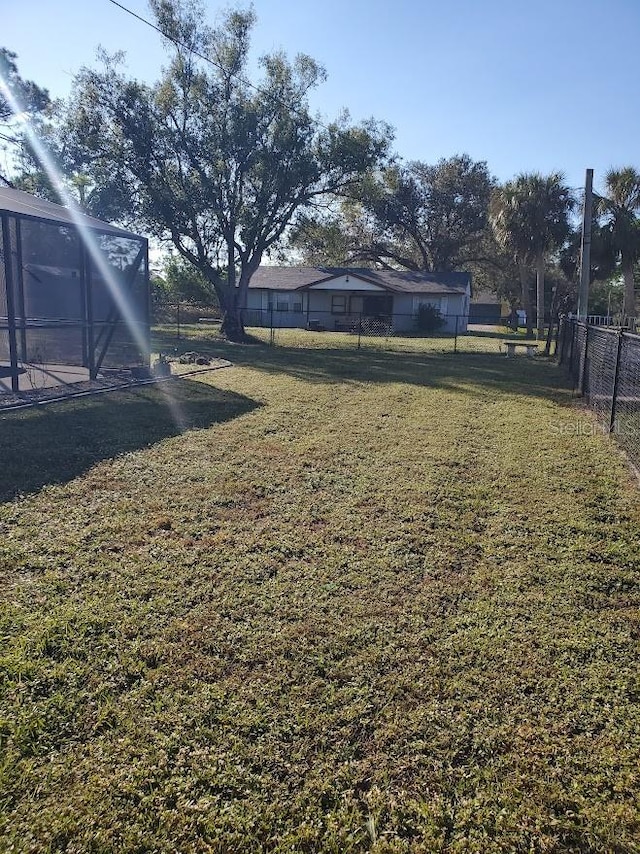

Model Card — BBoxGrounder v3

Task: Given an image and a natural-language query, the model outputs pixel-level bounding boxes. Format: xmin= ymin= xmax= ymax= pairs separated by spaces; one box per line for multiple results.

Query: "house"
xmin=245 ymin=267 xmax=471 ymax=333
xmin=469 ymin=286 xmax=508 ymax=324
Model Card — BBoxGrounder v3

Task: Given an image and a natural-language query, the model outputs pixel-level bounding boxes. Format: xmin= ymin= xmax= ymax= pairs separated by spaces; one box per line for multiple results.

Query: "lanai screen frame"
xmin=0 ymin=190 xmax=150 ymax=393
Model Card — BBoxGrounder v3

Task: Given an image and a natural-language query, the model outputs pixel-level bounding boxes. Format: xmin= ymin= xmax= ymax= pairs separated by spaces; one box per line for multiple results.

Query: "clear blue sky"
xmin=3 ymin=0 xmax=640 ymax=192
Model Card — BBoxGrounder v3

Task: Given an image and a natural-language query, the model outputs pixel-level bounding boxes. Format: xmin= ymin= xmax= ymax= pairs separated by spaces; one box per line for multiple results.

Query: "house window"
xmin=293 ymin=300 xmax=303 ymax=313
xmin=276 ymin=298 xmax=289 ymax=312
xmin=331 ymin=295 xmax=347 ymax=314
xmin=413 ymin=297 xmax=440 ymax=314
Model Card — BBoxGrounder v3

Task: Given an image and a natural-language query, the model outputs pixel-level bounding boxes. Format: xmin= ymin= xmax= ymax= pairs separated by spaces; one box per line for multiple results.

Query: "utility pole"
xmin=577 ymin=168 xmax=593 ymax=319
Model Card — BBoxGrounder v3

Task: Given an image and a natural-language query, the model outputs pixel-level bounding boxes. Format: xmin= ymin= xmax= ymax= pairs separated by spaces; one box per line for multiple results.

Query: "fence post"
xmin=579 ymin=324 xmax=590 ymax=395
xmin=270 ymin=306 xmax=274 ymax=346
xmin=453 ymin=314 xmax=459 ymax=354
xmin=609 ymin=329 xmax=624 ymax=434
xmin=568 ymin=319 xmax=575 ymax=371
xmin=558 ymin=316 xmax=566 ymax=363
xmin=357 ymin=312 xmax=362 ymax=350
xmin=176 ymin=300 xmax=181 ymax=340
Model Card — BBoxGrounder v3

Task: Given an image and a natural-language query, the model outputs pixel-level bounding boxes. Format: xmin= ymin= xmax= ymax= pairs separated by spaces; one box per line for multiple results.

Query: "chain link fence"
xmin=154 ymin=304 xmax=548 ymax=356
xmin=558 ymin=316 xmax=640 ymax=469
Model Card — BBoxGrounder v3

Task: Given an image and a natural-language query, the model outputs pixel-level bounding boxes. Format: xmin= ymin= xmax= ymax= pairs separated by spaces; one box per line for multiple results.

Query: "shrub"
xmin=415 ymin=303 xmax=445 ymax=333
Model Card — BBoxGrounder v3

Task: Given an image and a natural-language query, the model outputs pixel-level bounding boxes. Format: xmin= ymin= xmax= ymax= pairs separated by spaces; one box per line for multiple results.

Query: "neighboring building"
xmin=469 ymin=286 xmax=508 ymax=324
xmin=245 ymin=267 xmax=471 ymax=333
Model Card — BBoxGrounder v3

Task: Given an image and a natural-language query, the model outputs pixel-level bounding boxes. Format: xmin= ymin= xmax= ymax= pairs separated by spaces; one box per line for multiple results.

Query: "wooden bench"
xmin=502 ymin=340 xmax=539 ymax=357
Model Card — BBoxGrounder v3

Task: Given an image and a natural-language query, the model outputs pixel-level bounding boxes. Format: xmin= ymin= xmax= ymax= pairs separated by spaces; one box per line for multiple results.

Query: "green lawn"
xmin=155 ymin=322 xmax=513 ymax=354
xmin=1 ymin=337 xmax=639 ymax=853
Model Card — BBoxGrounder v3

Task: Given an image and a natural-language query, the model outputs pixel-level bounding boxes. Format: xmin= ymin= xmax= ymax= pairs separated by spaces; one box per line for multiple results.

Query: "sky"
xmin=3 ymin=0 xmax=640 ymax=193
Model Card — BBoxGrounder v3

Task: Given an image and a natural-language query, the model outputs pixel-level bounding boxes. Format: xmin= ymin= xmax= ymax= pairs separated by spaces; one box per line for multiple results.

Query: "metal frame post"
xmin=143 ymin=239 xmax=151 ymax=368
xmin=79 ymin=239 xmax=89 ymax=369
xmin=82 ymin=244 xmax=96 ymax=379
xmin=1 ymin=214 xmax=20 ymax=392
xmin=14 ymin=218 xmax=27 ymax=361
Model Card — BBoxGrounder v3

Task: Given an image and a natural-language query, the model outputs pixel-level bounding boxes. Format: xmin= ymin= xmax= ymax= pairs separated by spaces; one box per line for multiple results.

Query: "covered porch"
xmin=304 ymin=274 xmax=394 ymax=332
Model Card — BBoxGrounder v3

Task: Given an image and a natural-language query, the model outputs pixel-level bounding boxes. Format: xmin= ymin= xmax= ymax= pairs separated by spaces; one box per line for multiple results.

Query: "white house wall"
xmin=245 ymin=287 xmax=469 ymax=333
xmin=391 ymin=293 xmax=467 ymax=333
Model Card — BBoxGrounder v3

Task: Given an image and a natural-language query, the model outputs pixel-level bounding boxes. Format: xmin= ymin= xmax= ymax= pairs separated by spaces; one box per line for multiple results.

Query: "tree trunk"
xmin=218 ymin=241 xmax=248 ymax=342
xmin=518 ymin=260 xmax=534 ymax=338
xmin=219 ymin=290 xmax=247 ymax=342
xmin=220 ymin=308 xmax=246 ymax=341
xmin=218 ymin=255 xmax=262 ymax=342
xmin=622 ymin=254 xmax=636 ymax=319
xmin=535 ymin=252 xmax=545 ymax=340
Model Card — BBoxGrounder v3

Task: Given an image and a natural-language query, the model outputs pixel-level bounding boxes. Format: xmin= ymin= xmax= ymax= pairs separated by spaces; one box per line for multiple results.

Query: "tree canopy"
xmin=0 ymin=48 xmax=50 ymax=124
xmin=162 ymin=253 xmax=219 ymax=306
xmin=0 ymin=48 xmax=52 ymax=187
xmin=56 ymin=1 xmax=392 ymax=339
xmin=595 ymin=167 xmax=640 ymax=316
xmin=490 ymin=173 xmax=573 ymax=337
xmin=291 ymin=154 xmax=495 ymax=273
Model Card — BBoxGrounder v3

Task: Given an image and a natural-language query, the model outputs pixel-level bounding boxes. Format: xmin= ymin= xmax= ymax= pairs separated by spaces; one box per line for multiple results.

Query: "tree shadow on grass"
xmin=153 ymin=330 xmax=574 ymax=406
xmin=0 ymin=378 xmax=259 ymax=502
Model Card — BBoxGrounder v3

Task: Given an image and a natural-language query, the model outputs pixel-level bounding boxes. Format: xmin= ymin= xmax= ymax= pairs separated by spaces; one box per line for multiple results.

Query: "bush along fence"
xmin=558 ymin=315 xmax=640 ymax=469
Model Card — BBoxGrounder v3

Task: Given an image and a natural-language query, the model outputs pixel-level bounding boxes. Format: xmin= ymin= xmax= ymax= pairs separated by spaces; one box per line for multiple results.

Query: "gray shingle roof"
xmin=0 ymin=187 xmax=144 ymax=240
xmin=249 ymin=266 xmax=470 ymax=294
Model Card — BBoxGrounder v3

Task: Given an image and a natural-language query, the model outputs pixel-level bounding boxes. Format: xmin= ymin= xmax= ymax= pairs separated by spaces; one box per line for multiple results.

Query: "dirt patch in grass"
xmin=1 ymin=341 xmax=639 ymax=852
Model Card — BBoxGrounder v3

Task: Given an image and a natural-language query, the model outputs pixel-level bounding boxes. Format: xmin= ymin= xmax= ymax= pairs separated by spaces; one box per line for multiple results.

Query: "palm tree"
xmin=596 ymin=168 xmax=640 ymax=318
xmin=490 ymin=173 xmax=573 ymax=338
xmin=490 ymin=182 xmax=535 ymax=336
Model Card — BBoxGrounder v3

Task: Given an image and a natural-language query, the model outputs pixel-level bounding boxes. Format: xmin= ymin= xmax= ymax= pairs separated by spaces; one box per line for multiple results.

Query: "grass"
xmin=155 ymin=323 xmax=512 ymax=354
xmin=1 ymin=334 xmax=639 ymax=852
